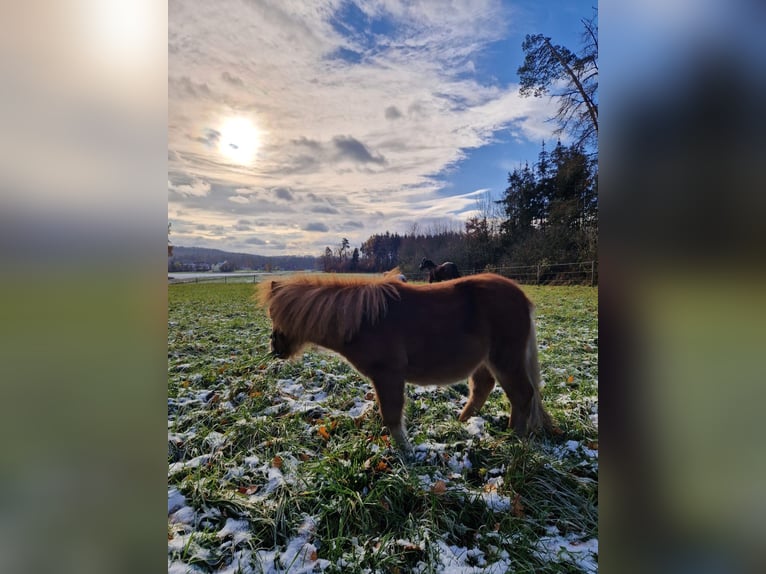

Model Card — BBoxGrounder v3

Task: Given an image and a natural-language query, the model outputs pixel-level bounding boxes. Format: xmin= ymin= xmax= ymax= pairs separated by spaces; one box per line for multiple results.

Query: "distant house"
xmin=212 ymin=260 xmax=235 ymax=273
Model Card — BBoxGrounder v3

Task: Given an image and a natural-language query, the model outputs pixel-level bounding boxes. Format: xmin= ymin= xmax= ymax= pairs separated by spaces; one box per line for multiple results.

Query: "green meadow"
xmin=168 ymin=281 xmax=598 ymax=573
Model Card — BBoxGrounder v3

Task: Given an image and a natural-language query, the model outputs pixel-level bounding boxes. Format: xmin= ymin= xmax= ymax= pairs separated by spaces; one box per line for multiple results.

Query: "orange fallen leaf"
xmin=587 ymin=441 xmax=599 ymax=450
xmin=299 ymin=453 xmax=311 ymax=462
xmin=375 ymin=460 xmax=389 ymax=472
xmin=567 ymin=375 xmax=575 ymax=383
xmin=271 ymin=456 xmax=283 ymax=468
xmin=237 ymin=485 xmax=258 ymax=495
xmin=309 ymin=550 xmax=318 ymax=561
xmin=181 ymin=380 xmax=190 ymax=388
xmin=318 ymin=425 xmax=330 ymax=440
xmin=512 ymin=493 xmax=525 ymax=518
xmin=432 ymin=480 xmax=447 ymax=495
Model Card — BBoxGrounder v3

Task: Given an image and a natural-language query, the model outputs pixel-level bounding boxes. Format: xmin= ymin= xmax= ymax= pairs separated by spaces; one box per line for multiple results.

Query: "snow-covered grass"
xmin=168 ymin=282 xmax=598 ymax=573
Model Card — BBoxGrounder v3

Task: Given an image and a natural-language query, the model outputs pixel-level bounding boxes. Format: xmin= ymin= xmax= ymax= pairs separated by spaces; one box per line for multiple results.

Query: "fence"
xmin=169 ymin=261 xmax=598 ymax=286
xmin=467 ymin=260 xmax=598 ymax=286
xmin=167 ymin=271 xmax=297 ymax=285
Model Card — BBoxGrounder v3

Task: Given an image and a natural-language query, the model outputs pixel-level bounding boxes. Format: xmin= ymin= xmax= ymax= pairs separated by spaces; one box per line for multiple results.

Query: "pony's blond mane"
xmin=258 ymin=270 xmax=403 ymax=345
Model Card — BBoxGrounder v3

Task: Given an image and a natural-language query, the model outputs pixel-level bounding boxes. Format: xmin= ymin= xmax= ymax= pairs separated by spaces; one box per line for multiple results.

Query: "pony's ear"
xmin=271 ymin=280 xmax=280 ymax=292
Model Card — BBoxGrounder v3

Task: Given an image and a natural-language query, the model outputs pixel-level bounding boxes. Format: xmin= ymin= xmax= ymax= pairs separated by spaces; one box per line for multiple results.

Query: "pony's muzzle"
xmin=269 ymin=329 xmax=291 ymax=359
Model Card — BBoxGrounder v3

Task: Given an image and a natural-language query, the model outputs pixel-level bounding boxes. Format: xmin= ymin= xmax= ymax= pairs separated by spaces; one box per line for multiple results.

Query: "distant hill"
xmin=168 ymin=246 xmax=318 ymax=272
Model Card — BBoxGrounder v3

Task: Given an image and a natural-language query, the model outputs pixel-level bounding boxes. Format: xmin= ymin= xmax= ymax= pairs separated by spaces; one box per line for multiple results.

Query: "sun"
xmin=218 ymin=116 xmax=261 ymax=165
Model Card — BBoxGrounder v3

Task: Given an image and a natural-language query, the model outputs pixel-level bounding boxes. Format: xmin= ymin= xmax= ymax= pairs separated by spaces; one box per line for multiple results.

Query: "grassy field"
xmin=168 ymin=281 xmax=598 ymax=573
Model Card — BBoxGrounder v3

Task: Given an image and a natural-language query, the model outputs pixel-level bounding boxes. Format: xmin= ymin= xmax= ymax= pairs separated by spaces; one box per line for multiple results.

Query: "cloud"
xmin=385 ymin=105 xmax=403 ymax=120
xmin=168 ymin=0 xmax=561 ymax=255
xmin=245 ymin=237 xmax=267 ymax=245
xmin=274 ymin=187 xmax=294 ymax=201
xmin=221 ymin=71 xmax=244 ymax=86
xmin=332 ymin=136 xmax=386 ymax=165
xmin=168 ymin=174 xmax=211 ymax=197
xmin=169 ymin=76 xmax=212 ymax=99
xmin=310 ymin=205 xmax=339 ymax=214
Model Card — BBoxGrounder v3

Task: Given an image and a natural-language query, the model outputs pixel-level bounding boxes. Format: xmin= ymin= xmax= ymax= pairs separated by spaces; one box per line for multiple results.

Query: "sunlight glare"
xmin=218 ymin=117 xmax=261 ymax=165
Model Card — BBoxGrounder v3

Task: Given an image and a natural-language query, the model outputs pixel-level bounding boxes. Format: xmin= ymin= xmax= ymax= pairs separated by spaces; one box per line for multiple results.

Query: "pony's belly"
xmin=405 ymin=357 xmax=484 ymax=386
xmin=403 ymin=337 xmax=487 ymax=385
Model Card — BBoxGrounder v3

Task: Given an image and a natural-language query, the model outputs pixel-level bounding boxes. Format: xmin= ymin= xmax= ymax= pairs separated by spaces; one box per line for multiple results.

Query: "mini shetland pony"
xmin=419 ymin=258 xmax=461 ymax=283
xmin=258 ymin=272 xmax=552 ymax=454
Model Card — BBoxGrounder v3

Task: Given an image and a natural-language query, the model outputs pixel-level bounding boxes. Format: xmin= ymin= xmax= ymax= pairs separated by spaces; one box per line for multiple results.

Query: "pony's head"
xmin=257 ymin=274 xmax=401 ymax=358
xmin=419 ymin=258 xmax=435 ymax=270
xmin=258 ymin=280 xmax=305 ymax=359
xmin=269 ymin=327 xmax=301 ymax=359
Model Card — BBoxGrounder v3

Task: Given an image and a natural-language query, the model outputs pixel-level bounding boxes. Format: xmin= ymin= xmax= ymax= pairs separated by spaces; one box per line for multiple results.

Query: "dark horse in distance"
xmin=419 ymin=258 xmax=461 ymax=283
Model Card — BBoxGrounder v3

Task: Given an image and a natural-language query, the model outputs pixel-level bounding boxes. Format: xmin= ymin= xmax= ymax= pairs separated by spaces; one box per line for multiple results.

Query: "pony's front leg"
xmin=371 ymin=376 xmax=412 ymax=456
xmin=459 ymin=366 xmax=495 ymax=422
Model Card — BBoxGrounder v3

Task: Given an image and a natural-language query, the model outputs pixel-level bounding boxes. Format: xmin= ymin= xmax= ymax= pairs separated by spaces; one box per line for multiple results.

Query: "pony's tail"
xmin=526 ymin=310 xmax=553 ymax=434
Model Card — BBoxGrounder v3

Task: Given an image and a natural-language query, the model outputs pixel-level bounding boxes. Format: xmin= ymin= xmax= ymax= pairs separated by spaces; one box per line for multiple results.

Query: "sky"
xmin=168 ymin=0 xmax=595 ymax=257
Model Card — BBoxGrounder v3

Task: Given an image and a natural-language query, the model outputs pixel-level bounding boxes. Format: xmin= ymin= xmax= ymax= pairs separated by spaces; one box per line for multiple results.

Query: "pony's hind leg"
xmin=488 ymin=345 xmax=536 ymax=437
xmin=493 ymin=365 xmax=534 ymax=436
xmin=371 ymin=376 xmax=412 ymax=455
xmin=458 ymin=366 xmax=495 ymax=422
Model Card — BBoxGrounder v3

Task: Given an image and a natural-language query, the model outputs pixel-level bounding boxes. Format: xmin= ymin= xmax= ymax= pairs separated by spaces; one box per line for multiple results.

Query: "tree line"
xmin=321 ymin=140 xmax=596 ymax=278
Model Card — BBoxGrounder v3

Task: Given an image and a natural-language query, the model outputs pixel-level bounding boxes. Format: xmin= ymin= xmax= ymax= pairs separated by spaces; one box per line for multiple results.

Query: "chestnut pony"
xmin=258 ymin=271 xmax=552 ymax=454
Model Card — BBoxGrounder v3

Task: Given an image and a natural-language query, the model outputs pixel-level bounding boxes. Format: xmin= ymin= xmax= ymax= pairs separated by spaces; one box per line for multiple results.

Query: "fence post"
xmin=590 ymin=260 xmax=595 ymax=286
xmin=536 ymin=264 xmax=541 ymax=285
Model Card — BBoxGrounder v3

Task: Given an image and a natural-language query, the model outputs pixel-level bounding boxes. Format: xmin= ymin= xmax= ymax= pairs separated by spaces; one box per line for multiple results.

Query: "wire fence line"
xmin=168 ymin=260 xmax=598 ymax=286
xmin=465 ymin=260 xmax=598 ymax=286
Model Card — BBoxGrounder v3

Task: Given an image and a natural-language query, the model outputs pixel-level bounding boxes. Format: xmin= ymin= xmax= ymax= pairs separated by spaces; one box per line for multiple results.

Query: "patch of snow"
xmin=213 ymin=550 xmax=255 ymax=574
xmin=481 ymin=491 xmax=512 ymax=512
xmin=168 ymin=559 xmax=206 ymax=574
xmin=169 ymin=506 xmax=196 ymax=525
xmin=253 ymin=516 xmax=330 ymax=574
xmin=535 ymin=526 xmax=598 ymax=573
xmin=204 ymin=431 xmax=226 ymax=450
xmin=243 ymin=455 xmax=260 ymax=468
xmin=550 ymin=440 xmax=598 ymax=461
xmin=168 ymin=488 xmax=186 ymax=514
xmin=412 ymin=384 xmax=441 ymax=395
xmin=464 ymin=416 xmax=487 ymax=437
xmin=276 ymin=378 xmax=304 ymax=396
xmin=217 ymin=518 xmax=252 ymax=546
xmin=168 ymin=454 xmax=212 ymax=476
xmin=419 ymin=540 xmax=512 ymax=574
xmin=167 ymin=532 xmax=193 ymax=554
xmin=447 ymin=452 xmax=473 ymax=473
xmin=347 ymin=398 xmax=375 ymax=418
xmin=222 ymin=466 xmax=245 ymax=481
